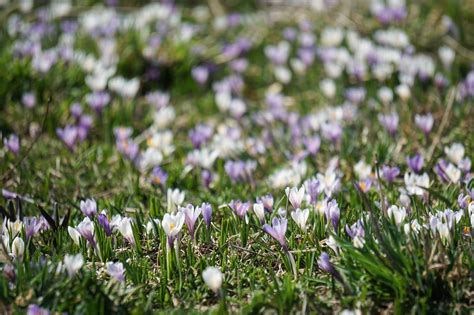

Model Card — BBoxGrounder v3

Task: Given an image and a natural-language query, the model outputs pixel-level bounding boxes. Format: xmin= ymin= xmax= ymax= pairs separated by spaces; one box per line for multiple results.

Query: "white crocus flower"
xmin=202 ymin=266 xmax=223 ymax=293
xmin=354 ymin=160 xmax=372 ymax=180
xmin=387 ymin=205 xmax=407 ymax=226
xmin=11 ymin=237 xmax=25 ymax=259
xmin=167 ymin=188 xmax=185 ymax=213
xmin=404 ymin=172 xmax=430 ymax=196
xmin=253 ymin=202 xmax=265 ymax=224
xmin=291 ymin=208 xmax=310 ymax=232
xmin=285 ymin=186 xmax=306 ymax=209
xmin=162 ymin=212 xmax=185 ymax=246
xmin=118 ymin=217 xmax=135 ymax=245
xmin=68 ymin=226 xmax=81 ymax=245
xmin=444 ymin=143 xmax=465 ymax=165
xmin=64 ymin=253 xmax=84 ymax=277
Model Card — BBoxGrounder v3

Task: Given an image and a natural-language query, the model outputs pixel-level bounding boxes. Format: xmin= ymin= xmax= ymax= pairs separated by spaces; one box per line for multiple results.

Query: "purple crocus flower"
xmin=303 ymin=136 xmax=321 ymax=155
xmin=225 ymin=160 xmax=256 ymax=183
xmin=229 ymin=200 xmax=250 ymax=220
xmin=257 ymin=194 xmax=274 ymax=213
xmin=263 ymin=217 xmax=288 ymax=251
xmin=407 ymin=154 xmax=424 ymax=173
xmin=106 ymin=261 xmax=125 ymax=282
xmin=150 ymin=166 xmax=168 ymax=186
xmin=457 ymin=193 xmax=469 ymax=209
xmin=199 ymin=202 xmax=212 ymax=229
xmin=201 ymin=169 xmax=214 ymax=188
xmin=325 ymin=199 xmax=340 ymax=231
xmin=381 ymin=165 xmax=400 ymax=183
xmin=378 ymin=112 xmax=399 ymax=136
xmin=56 ymin=125 xmax=78 ymax=151
xmin=434 ymin=159 xmax=450 ymax=183
xmin=113 ymin=127 xmax=133 ymax=141
xmin=345 ymin=87 xmax=366 ymax=105
xmin=346 ymin=220 xmax=365 ymax=239
xmin=415 ymin=113 xmax=434 ymax=135
xmin=86 ymin=91 xmax=110 ymax=114
xmin=306 ymin=179 xmax=321 ymax=204
xmin=189 ymin=124 xmax=213 ymax=148
xmin=321 ymin=122 xmax=342 ymax=143
xmin=317 ymin=252 xmax=342 ymax=281
xmin=22 ymin=92 xmax=36 ymax=109
xmin=77 ymin=115 xmax=93 ymax=141
xmin=98 ymin=211 xmax=111 ymax=236
xmin=27 ymin=304 xmax=50 ymax=315
xmin=70 ymin=103 xmax=83 ymax=119
xmin=181 ymin=204 xmax=201 ymax=240
xmin=192 ymin=66 xmax=209 ymax=85
xmin=24 ymin=217 xmax=42 ymax=241
xmin=76 ymin=217 xmax=96 ymax=248
xmin=80 ymin=198 xmax=97 ymax=218
xmin=4 ymin=134 xmax=20 ymax=155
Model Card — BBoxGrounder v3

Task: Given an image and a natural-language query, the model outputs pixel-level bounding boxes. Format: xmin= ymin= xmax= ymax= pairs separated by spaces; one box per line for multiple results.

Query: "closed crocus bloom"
xmin=76 ymin=217 xmax=95 ymax=247
xmin=318 ymin=252 xmax=342 ymax=282
xmin=285 ymin=186 xmax=306 ymax=209
xmin=106 ymin=261 xmax=125 ymax=282
xmin=64 ymin=253 xmax=83 ymax=277
xmin=202 ymin=266 xmax=223 ymax=293
xmin=387 ymin=205 xmax=407 ymax=226
xmin=118 ymin=217 xmax=135 ymax=245
xmin=406 ymin=154 xmax=424 ymax=173
xmin=253 ymin=202 xmax=265 ymax=224
xmin=325 ymin=199 xmax=340 ymax=231
xmin=162 ymin=212 xmax=185 ymax=247
xmin=11 ymin=237 xmax=25 ymax=259
xmin=68 ymin=226 xmax=81 ymax=245
xmin=229 ymin=200 xmax=250 ymax=220
xmin=80 ymin=198 xmax=97 ymax=218
xmin=381 ymin=165 xmax=400 ymax=182
xmin=291 ymin=208 xmax=310 ymax=232
xmin=181 ymin=204 xmax=201 ymax=240
xmin=199 ymin=202 xmax=212 ymax=229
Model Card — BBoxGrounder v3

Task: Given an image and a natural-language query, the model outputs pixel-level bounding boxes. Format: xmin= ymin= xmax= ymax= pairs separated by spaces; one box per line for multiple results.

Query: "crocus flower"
xmin=106 ymin=261 xmax=125 ymax=282
xmin=86 ymin=91 xmax=110 ymax=113
xmin=80 ymin=198 xmax=97 ymax=218
xmin=199 ymin=202 xmax=212 ymax=229
xmin=406 ymin=154 xmax=424 ymax=174
xmin=68 ymin=226 xmax=81 ymax=245
xmin=76 ymin=217 xmax=96 ymax=248
xmin=181 ymin=204 xmax=202 ymax=240
xmin=444 ymin=143 xmax=465 ymax=165
xmin=415 ymin=113 xmax=434 ymax=135
xmin=27 ymin=304 xmax=50 ymax=315
xmin=318 ymin=252 xmax=335 ymax=274
xmin=167 ymin=188 xmax=185 ymax=213
xmin=229 ymin=200 xmax=250 ymax=220
xmin=162 ymin=212 xmax=185 ymax=247
xmin=378 ymin=112 xmax=399 ymax=136
xmin=4 ymin=134 xmax=20 ymax=155
xmin=285 ymin=186 xmax=305 ymax=209
xmin=202 ymin=266 xmax=223 ymax=293
xmin=98 ymin=211 xmax=111 ymax=236
xmin=118 ymin=217 xmax=135 ymax=245
xmin=24 ymin=217 xmax=42 ymax=241
xmin=325 ymin=199 xmax=340 ymax=231
xmin=253 ymin=202 xmax=266 ymax=224
xmin=257 ymin=194 xmax=274 ymax=213
xmin=150 ymin=166 xmax=168 ymax=186
xmin=64 ymin=253 xmax=83 ymax=277
xmin=387 ymin=205 xmax=407 ymax=226
xmin=263 ymin=217 xmax=288 ymax=251
xmin=381 ymin=165 xmax=400 ymax=183
xmin=11 ymin=237 xmax=25 ymax=260
xmin=192 ymin=65 xmax=209 ymax=85
xmin=56 ymin=125 xmax=78 ymax=151
xmin=291 ymin=208 xmax=310 ymax=232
